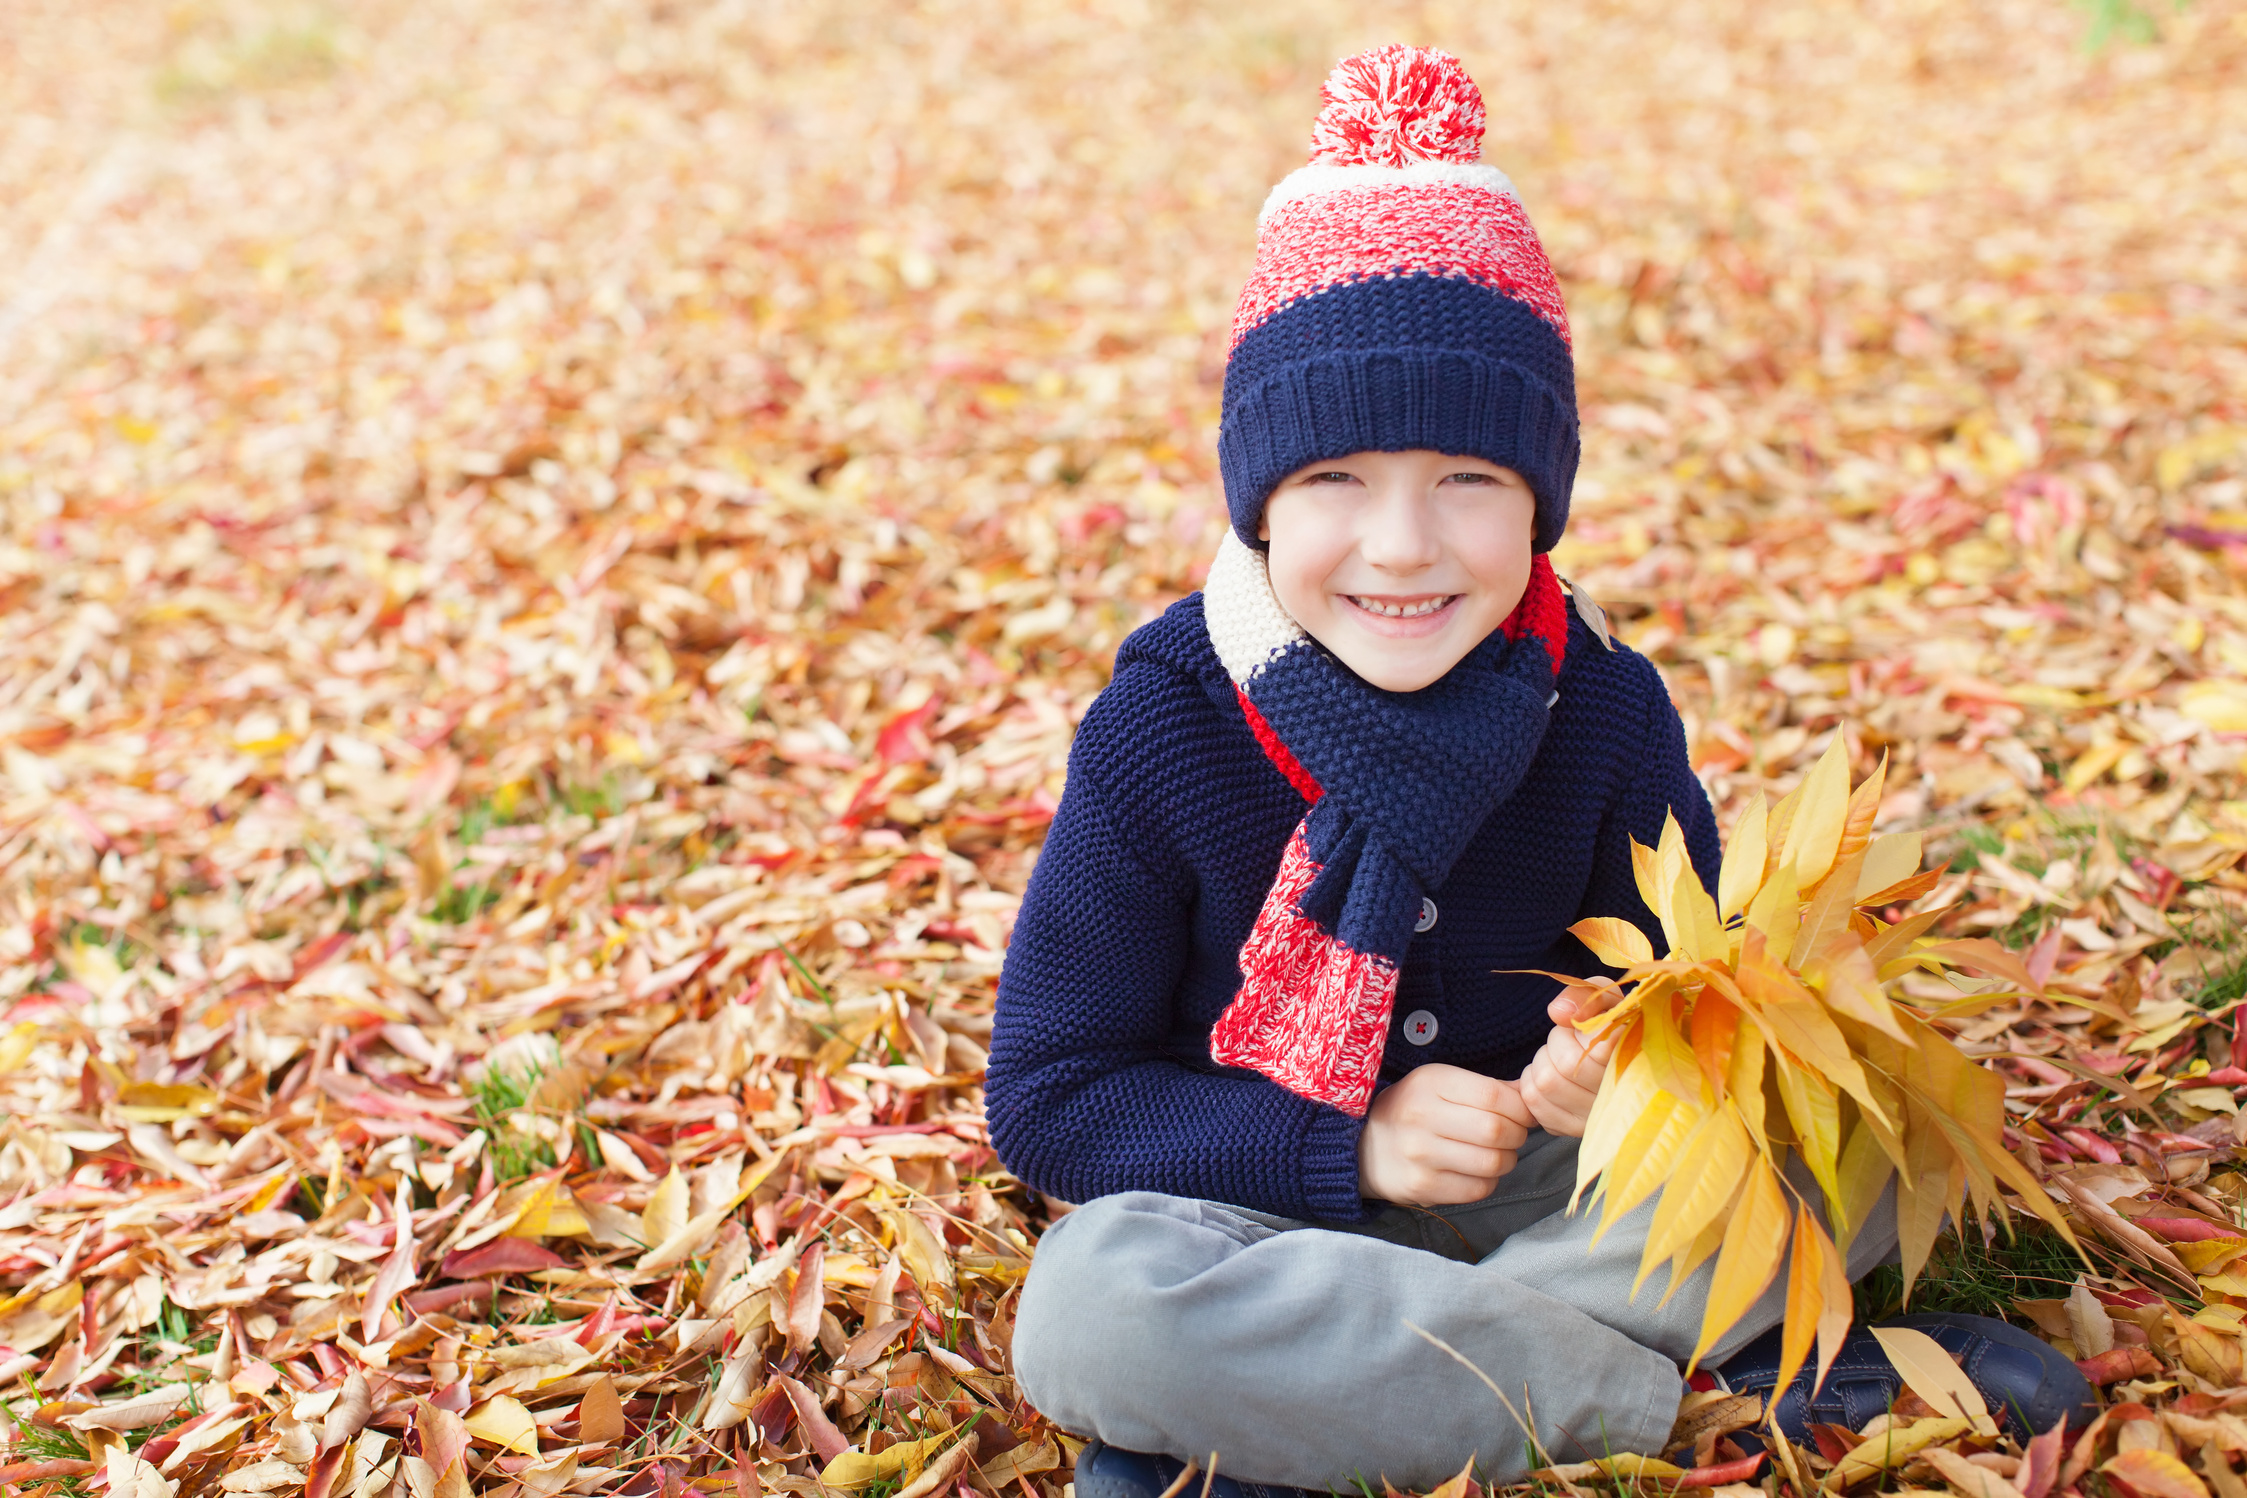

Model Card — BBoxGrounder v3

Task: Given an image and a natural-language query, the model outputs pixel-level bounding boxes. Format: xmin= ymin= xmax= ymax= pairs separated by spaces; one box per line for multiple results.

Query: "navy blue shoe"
xmin=1717 ymin=1313 xmax=2098 ymax=1444
xmin=1074 ymin=1439 xmax=1313 ymax=1498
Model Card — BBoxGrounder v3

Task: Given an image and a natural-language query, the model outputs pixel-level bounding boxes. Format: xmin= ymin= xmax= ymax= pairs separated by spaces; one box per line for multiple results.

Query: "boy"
xmin=987 ymin=47 xmax=2091 ymax=1495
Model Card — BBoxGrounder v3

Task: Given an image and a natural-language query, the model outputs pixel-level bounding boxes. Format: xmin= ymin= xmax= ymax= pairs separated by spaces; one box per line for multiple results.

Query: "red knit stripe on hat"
xmin=1229 ymin=183 xmax=1571 ymax=352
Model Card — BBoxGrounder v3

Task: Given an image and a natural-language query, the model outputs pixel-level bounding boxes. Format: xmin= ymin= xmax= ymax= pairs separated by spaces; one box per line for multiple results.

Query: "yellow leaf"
xmin=1855 ymin=832 xmax=1923 ymax=903
xmin=113 ymin=1082 xmax=221 ymax=1124
xmin=1689 ymin=996 xmax=1742 ymax=1102
xmin=1894 ymin=1099 xmax=1954 ymax=1299
xmin=878 ymin=1204 xmax=955 ymax=1292
xmin=1740 ymin=953 xmax=1885 ymax=1127
xmin=1656 ymin=811 xmax=1692 ymax=913
xmin=464 ymin=1397 xmax=539 ymax=1456
xmin=1744 ymin=862 xmax=1801 ymax=954
xmin=1632 ymin=837 xmax=1675 ymax=948
xmin=1772 ymin=1057 xmax=1842 ymax=1209
xmin=0 ymin=1023 xmax=43 ymax=1073
xmin=2182 ymin=682 xmax=2247 ymax=736
xmin=1918 ymin=938 xmax=2043 ymax=996
xmin=1718 ymin=792 xmax=1769 ymax=921
xmin=1640 ymin=1104 xmax=1753 ymax=1293
xmin=1984 ymin=1145 xmax=2080 ymax=1253
xmin=1782 ymin=737 xmax=1852 ymax=891
xmin=1812 ymin=1208 xmax=1855 ymax=1394
xmin=1575 ymin=1053 xmax=1661 ymax=1211
xmin=1833 ymin=1118 xmax=1897 ymax=1250
xmin=1569 ymin=917 xmax=1653 ymax=969
xmin=1640 ymin=979 xmax=1703 ymax=1104
xmin=1726 ymin=1024 xmax=1767 ymax=1141
xmin=1671 ymin=863 xmax=1726 ymax=962
xmin=1834 ymin=752 xmax=1887 ymax=873
xmin=1594 ymin=1091 xmax=1697 ymax=1239
xmin=2101 ymin=1449 xmax=2213 ymax=1498
xmin=2168 ymin=1308 xmax=2245 ymax=1385
xmin=1692 ymin=1157 xmax=1788 ymax=1369
xmin=1789 ymin=850 xmax=1865 ymax=967
xmin=1763 ymin=782 xmax=1803 ymax=883
xmin=1775 ymin=1202 xmax=1823 ymax=1399
xmin=1590 ymin=1455 xmax=1686 ymax=1482
xmin=1861 ymin=907 xmax=1945 ymax=976
xmin=1822 ymin=1417 xmax=1972 ymax=1489
xmin=641 ymin=1167 xmax=689 ymax=1250
xmin=1869 ymin=1326 xmax=1996 ymax=1436
xmin=1658 ymin=1193 xmax=1737 ymax=1309
xmin=1807 ymin=941 xmax=1910 ymax=1044
xmin=822 ymin=1428 xmax=957 ymax=1489
xmin=507 ymin=1178 xmax=589 ymax=1240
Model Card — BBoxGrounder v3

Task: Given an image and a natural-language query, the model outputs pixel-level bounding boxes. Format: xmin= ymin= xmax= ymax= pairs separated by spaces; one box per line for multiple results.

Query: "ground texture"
xmin=4 ymin=2 xmax=2247 ymax=1496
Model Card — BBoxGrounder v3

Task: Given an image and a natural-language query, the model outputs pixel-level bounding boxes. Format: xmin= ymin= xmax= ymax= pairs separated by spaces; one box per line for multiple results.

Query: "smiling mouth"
xmin=1348 ymin=595 xmax=1457 ymax=619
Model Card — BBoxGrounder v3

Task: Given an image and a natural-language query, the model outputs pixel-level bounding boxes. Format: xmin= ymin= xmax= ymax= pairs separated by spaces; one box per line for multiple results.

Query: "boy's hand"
xmin=1519 ymin=984 xmax=1621 ymax=1139
xmin=1358 ymin=1064 xmax=1532 ymax=1206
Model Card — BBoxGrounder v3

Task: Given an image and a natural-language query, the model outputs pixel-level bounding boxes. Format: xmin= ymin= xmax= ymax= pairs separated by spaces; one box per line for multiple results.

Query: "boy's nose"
xmin=1356 ymin=491 xmax=1443 ymax=571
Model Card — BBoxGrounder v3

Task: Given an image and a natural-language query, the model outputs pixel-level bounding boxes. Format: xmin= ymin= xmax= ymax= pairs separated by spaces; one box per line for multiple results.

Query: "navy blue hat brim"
xmin=1218 ymin=274 xmax=1579 ymax=553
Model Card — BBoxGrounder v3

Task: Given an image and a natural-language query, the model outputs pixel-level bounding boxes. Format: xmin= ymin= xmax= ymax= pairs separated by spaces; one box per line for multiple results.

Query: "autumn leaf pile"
xmin=2 ymin=3 xmax=2246 ymax=1498
xmin=1566 ymin=740 xmax=2081 ymax=1388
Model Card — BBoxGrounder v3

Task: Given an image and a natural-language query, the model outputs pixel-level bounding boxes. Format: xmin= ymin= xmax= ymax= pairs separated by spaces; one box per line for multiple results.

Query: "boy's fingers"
xmin=1439 ymin=1069 xmax=1523 ymax=1116
xmin=1566 ymin=981 xmax=1623 ymax=1018
xmin=1429 ymin=1101 xmax=1528 ymax=1154
xmin=1411 ymin=1133 xmax=1512 ymax=1183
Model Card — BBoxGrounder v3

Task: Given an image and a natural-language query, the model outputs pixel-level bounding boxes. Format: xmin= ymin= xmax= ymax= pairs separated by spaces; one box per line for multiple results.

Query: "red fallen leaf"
xmin=2089 ymin=1286 xmax=2165 ymax=1310
xmin=2135 ymin=1216 xmax=2237 ymax=1243
xmin=2075 ymin=1346 xmax=2162 ymax=1385
xmin=2201 ymin=1066 xmax=2247 ymax=1086
xmin=441 ymin=1239 xmax=570 ymax=1278
xmin=1810 ymin=1424 xmax=1861 ymax=1463
xmin=2146 ymin=1133 xmax=2222 ymax=1153
xmin=1660 ymin=1452 xmax=1766 ymax=1489
xmin=775 ymin=1374 xmax=848 ymax=1461
xmin=2021 ymin=1419 xmax=2067 ymax=1498
xmin=0 ymin=1461 xmax=98 ymax=1484
xmin=291 ymin=930 xmax=354 ymax=979
xmin=2057 ymin=1127 xmax=2122 ymax=1164
xmin=405 ymin=1281 xmax=494 ymax=1315
xmin=873 ymin=696 xmax=941 ymax=767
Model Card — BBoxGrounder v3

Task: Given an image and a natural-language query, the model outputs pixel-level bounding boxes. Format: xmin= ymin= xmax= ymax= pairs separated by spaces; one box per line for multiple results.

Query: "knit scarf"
xmin=1202 ymin=530 xmax=1570 ymax=1117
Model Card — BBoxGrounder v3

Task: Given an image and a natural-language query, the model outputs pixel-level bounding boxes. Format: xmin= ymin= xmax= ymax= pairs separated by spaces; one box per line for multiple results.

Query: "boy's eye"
xmin=1304 ymin=471 xmax=1358 ymax=485
xmin=1444 ymin=471 xmax=1497 ymax=485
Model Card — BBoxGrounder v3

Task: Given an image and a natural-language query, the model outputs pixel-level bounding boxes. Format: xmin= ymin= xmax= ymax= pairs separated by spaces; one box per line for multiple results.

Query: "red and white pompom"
xmin=1308 ymin=45 xmax=1486 ymax=168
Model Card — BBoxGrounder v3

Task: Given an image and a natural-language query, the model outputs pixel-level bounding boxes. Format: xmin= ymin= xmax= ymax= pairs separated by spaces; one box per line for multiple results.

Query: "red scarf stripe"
xmin=1235 ymin=688 xmax=1324 ymax=804
xmin=1502 ymin=554 xmax=1569 ymax=673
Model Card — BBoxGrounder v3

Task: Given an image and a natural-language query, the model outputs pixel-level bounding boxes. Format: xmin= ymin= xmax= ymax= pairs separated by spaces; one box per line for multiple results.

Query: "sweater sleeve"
xmin=985 ymin=685 xmax=1369 ymax=1222
xmin=1575 ymin=659 xmax=1723 ymax=950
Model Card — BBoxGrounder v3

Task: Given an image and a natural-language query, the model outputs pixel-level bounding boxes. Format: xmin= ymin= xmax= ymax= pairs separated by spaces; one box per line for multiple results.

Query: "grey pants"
xmin=1013 ymin=1131 xmax=1899 ymax=1492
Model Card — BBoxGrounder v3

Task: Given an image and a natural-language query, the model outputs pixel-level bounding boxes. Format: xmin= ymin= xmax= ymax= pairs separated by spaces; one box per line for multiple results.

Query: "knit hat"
xmin=1219 ymin=46 xmax=1578 ymax=554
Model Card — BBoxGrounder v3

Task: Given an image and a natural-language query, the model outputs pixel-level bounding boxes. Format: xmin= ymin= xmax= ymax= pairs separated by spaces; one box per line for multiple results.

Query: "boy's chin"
xmin=1325 ymin=637 xmax=1472 ymax=693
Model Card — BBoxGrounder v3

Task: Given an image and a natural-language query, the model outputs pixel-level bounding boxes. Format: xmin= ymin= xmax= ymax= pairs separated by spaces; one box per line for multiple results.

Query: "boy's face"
xmin=1258 ymin=450 xmax=1537 ymax=693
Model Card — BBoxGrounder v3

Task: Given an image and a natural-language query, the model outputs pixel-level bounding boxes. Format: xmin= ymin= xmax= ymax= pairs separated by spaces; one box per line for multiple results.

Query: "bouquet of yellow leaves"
xmin=1563 ymin=738 xmax=2078 ymax=1395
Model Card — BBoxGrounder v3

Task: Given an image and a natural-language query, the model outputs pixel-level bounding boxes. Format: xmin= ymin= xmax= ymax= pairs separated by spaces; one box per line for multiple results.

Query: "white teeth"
xmin=1351 ymin=595 xmax=1453 ymax=619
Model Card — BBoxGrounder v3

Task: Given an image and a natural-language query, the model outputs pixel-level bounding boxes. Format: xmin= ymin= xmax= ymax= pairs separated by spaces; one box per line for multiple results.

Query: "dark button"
xmin=1403 ymin=1009 xmax=1439 ymax=1046
xmin=1415 ymin=897 xmax=1438 ymax=934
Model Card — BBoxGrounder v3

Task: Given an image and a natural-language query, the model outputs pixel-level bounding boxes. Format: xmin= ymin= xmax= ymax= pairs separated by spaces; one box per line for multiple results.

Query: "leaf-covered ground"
xmin=3 ymin=2 xmax=2247 ymax=1497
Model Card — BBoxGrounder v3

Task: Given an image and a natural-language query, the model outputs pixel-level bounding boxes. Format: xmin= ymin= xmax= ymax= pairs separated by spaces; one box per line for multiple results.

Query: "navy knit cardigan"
xmin=986 ymin=594 xmax=1721 ymax=1223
